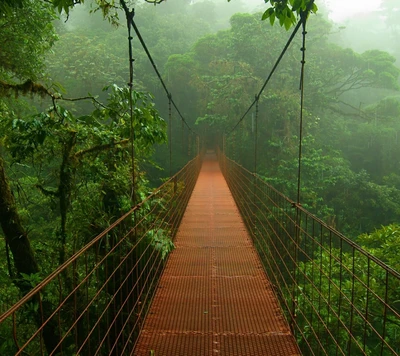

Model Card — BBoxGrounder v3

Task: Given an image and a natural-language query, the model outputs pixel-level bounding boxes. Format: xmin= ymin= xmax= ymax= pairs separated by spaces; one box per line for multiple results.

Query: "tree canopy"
xmin=1 ymin=0 xmax=400 ymax=353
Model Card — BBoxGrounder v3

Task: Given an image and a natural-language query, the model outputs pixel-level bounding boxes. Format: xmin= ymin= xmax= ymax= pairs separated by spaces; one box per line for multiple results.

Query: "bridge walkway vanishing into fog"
xmin=133 ymin=152 xmax=299 ymax=355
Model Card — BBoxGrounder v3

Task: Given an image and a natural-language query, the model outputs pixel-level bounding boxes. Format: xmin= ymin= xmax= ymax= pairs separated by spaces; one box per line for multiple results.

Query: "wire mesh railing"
xmin=218 ymin=151 xmax=400 ymax=356
xmin=0 ymin=155 xmax=201 ymax=356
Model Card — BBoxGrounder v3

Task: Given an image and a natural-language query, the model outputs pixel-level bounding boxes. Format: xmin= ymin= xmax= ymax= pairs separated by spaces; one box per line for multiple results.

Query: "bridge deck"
xmin=134 ymin=153 xmax=300 ymax=356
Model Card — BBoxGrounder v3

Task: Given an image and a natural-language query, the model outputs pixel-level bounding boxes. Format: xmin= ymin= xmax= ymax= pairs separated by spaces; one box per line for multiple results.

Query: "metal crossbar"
xmin=219 ymin=151 xmax=400 ymax=356
xmin=0 ymin=156 xmax=201 ymax=356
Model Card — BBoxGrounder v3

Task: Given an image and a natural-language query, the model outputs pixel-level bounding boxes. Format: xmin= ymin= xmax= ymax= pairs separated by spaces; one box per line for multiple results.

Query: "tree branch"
xmin=0 ymin=79 xmax=53 ymax=98
xmin=35 ymin=184 xmax=59 ymax=197
xmin=74 ymin=139 xmax=129 ymax=159
xmin=0 ymin=79 xmax=109 ymax=110
xmin=327 ymin=105 xmax=363 ymax=118
xmin=60 ymin=95 xmax=108 ymax=109
xmin=337 ymin=100 xmax=376 ymax=121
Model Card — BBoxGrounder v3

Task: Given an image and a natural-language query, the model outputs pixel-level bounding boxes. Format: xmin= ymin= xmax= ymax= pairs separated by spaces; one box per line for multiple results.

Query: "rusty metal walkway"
xmin=134 ymin=153 xmax=300 ymax=355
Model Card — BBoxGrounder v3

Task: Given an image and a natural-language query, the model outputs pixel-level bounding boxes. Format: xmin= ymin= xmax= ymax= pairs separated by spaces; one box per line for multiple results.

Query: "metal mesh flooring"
xmin=134 ymin=152 xmax=300 ymax=356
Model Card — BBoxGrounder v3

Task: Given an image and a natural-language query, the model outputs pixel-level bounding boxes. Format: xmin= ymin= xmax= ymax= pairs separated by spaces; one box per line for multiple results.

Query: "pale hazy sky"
xmin=245 ymin=0 xmax=383 ymax=23
xmin=325 ymin=0 xmax=382 ymax=22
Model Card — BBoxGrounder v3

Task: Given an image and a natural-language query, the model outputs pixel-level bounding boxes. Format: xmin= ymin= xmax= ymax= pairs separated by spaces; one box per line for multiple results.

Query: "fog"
xmin=1 ymin=2 xmax=400 ymax=355
xmin=3 ymin=0 xmax=400 ymax=241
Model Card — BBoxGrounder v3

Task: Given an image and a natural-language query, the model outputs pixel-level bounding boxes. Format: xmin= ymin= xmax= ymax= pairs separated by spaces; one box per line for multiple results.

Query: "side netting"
xmin=0 ymin=155 xmax=202 ymax=356
xmin=218 ymin=150 xmax=400 ymax=356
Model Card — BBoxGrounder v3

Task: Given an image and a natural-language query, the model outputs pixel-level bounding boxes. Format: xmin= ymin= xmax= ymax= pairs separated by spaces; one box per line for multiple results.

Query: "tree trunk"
xmin=58 ymin=131 xmax=76 ymax=265
xmin=0 ymin=154 xmax=61 ymax=354
xmin=0 ymin=155 xmax=39 ymax=281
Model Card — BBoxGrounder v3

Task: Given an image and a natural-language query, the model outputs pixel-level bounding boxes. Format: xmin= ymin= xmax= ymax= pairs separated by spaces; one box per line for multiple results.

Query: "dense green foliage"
xmin=163 ymin=11 xmax=400 ymax=237
xmin=0 ymin=1 xmax=172 ymax=353
xmin=232 ymin=0 xmax=318 ymax=29
xmin=296 ymin=224 xmax=400 ymax=354
xmin=1 ymin=0 xmax=400 ymax=353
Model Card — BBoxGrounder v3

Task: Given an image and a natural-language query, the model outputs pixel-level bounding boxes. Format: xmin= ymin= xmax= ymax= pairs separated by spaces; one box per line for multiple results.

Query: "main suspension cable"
xmin=129 ymin=19 xmax=195 ymax=134
xmin=227 ymin=19 xmax=303 ymax=134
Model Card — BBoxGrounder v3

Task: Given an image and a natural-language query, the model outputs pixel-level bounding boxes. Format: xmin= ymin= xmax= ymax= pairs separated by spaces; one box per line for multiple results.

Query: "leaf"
xmin=312 ymin=3 xmax=318 ymax=13
xmin=269 ymin=12 xmax=276 ymax=26
xmin=262 ymin=11 xmax=269 ymax=21
xmin=292 ymin=0 xmax=303 ymax=12
xmin=280 ymin=12 xmax=295 ymax=30
xmin=261 ymin=7 xmax=274 ymax=21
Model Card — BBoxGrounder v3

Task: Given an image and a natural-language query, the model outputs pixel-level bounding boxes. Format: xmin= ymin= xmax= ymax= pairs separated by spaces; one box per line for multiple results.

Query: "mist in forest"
xmin=1 ymin=0 xmax=400 ymax=280
xmin=1 ymin=2 xmax=400 ymax=353
xmin=15 ymin=0 xmax=400 ymax=239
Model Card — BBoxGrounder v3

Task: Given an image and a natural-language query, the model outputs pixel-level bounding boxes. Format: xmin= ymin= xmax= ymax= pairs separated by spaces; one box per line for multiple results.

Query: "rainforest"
xmin=0 ymin=0 xmax=400 ymax=355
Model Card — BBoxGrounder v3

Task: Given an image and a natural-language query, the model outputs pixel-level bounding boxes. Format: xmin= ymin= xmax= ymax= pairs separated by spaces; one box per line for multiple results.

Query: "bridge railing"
xmin=0 ymin=155 xmax=201 ymax=356
xmin=219 ymin=151 xmax=400 ymax=356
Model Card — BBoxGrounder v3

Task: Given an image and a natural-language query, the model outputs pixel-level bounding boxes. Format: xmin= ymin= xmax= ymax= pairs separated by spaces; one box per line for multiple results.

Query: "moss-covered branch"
xmin=0 ymin=79 xmax=52 ymax=98
xmin=74 ymin=139 xmax=129 ymax=159
xmin=0 ymin=79 xmax=109 ymax=111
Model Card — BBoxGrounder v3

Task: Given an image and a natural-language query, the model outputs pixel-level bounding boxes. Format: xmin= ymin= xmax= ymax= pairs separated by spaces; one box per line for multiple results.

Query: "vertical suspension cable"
xmin=121 ymin=1 xmax=140 ymax=322
xmin=121 ymin=0 xmax=136 ymax=205
xmin=222 ymin=133 xmax=226 ymax=174
xmin=233 ymin=131 xmax=236 ymax=161
xmin=188 ymin=133 xmax=191 ymax=158
xmin=254 ymin=95 xmax=259 ymax=177
xmin=168 ymin=94 xmax=172 ymax=177
xmin=181 ymin=119 xmax=184 ymax=154
xmin=292 ymin=12 xmax=308 ymax=336
xmin=297 ymin=15 xmax=308 ymax=205
xmin=253 ymin=95 xmax=259 ymax=238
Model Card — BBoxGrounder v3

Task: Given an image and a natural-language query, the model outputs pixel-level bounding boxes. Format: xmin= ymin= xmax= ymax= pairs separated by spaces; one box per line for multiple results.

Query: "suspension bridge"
xmin=1 ymin=2 xmax=400 ymax=355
